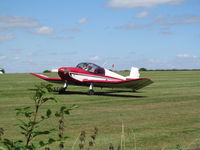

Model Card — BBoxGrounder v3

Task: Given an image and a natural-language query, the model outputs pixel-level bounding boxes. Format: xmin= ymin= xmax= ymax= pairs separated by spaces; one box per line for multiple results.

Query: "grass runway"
xmin=0 ymin=71 xmax=200 ymax=150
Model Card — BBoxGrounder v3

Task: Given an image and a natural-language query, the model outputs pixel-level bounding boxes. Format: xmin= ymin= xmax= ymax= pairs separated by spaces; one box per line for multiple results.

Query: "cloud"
xmin=8 ymin=48 xmax=23 ymax=52
xmin=77 ymin=18 xmax=89 ymax=24
xmin=115 ymin=22 xmax=148 ymax=30
xmin=90 ymin=56 xmax=101 ymax=61
xmin=107 ymin=0 xmax=184 ymax=8
xmin=160 ymin=31 xmax=172 ymax=35
xmin=52 ymin=36 xmax=75 ymax=40
xmin=49 ymin=51 xmax=77 ymax=56
xmin=176 ymin=54 xmax=199 ymax=59
xmin=115 ymin=22 xmax=137 ymax=30
xmin=154 ymin=15 xmax=200 ymax=26
xmin=64 ymin=28 xmax=80 ymax=32
xmin=0 ymin=34 xmax=15 ymax=41
xmin=0 ymin=14 xmax=38 ymax=30
xmin=0 ymin=56 xmax=7 ymax=60
xmin=13 ymin=56 xmax=20 ymax=60
xmin=135 ymin=11 xmax=150 ymax=18
xmin=31 ymin=26 xmax=53 ymax=35
xmin=115 ymin=15 xmax=200 ymax=31
xmin=126 ymin=56 xmax=200 ymax=70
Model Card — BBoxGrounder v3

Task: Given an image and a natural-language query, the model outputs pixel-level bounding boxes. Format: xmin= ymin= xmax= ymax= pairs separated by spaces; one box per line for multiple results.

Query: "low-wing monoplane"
xmin=31 ymin=62 xmax=153 ymax=95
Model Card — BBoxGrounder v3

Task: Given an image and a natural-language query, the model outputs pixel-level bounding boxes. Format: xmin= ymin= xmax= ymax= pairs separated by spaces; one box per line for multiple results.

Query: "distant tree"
xmin=43 ymin=70 xmax=51 ymax=73
xmin=140 ymin=68 xmax=147 ymax=71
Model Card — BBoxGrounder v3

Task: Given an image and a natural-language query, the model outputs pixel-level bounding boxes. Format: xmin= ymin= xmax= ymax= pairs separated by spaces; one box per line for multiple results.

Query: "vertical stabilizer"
xmin=126 ymin=67 xmax=140 ymax=79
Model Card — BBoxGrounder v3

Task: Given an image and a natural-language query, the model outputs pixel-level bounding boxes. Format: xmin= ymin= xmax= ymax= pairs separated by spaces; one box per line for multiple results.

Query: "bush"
xmin=0 ymin=83 xmax=77 ymax=150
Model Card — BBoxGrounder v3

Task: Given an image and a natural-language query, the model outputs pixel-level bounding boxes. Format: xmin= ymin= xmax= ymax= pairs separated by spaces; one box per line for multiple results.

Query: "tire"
xmin=88 ymin=90 xmax=95 ymax=95
xmin=58 ymin=88 xmax=66 ymax=94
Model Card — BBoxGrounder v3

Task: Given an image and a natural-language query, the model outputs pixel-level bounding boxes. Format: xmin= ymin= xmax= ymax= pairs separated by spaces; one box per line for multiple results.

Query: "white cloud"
xmin=77 ymin=18 xmax=89 ymax=24
xmin=32 ymin=26 xmax=53 ymax=35
xmin=90 ymin=56 xmax=101 ymax=61
xmin=0 ymin=14 xmax=38 ymax=30
xmin=0 ymin=34 xmax=15 ymax=41
xmin=176 ymin=54 xmax=199 ymax=59
xmin=107 ymin=0 xmax=184 ymax=8
xmin=0 ymin=56 xmax=7 ymax=60
xmin=135 ymin=11 xmax=150 ymax=18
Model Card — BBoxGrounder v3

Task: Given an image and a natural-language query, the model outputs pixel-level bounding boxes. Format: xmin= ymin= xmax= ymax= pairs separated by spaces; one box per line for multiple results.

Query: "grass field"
xmin=0 ymin=71 xmax=200 ymax=150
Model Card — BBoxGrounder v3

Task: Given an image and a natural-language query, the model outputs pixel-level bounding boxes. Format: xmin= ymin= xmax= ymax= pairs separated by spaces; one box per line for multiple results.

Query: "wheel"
xmin=88 ymin=90 xmax=95 ymax=95
xmin=58 ymin=88 xmax=66 ymax=94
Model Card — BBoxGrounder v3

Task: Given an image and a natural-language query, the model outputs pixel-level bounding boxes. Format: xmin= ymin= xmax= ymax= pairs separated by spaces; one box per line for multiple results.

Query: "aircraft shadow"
xmin=29 ymin=89 xmax=145 ymax=98
xmin=103 ymin=89 xmax=143 ymax=93
xmin=56 ymin=91 xmax=146 ymax=98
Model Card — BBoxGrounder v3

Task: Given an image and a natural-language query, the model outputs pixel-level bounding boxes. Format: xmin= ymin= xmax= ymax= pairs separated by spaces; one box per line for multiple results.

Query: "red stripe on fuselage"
xmin=58 ymin=67 xmax=124 ymax=82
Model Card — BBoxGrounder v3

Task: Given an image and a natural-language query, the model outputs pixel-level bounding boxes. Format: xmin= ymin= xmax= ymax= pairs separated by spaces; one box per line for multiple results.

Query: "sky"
xmin=0 ymin=0 xmax=200 ymax=73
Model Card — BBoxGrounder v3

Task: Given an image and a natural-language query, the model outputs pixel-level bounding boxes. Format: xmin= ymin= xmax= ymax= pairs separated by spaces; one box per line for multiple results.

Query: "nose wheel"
xmin=88 ymin=83 xmax=95 ymax=95
xmin=59 ymin=80 xmax=68 ymax=94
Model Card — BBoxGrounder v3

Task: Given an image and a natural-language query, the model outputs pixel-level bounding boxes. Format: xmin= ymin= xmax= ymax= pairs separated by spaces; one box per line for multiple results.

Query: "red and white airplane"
xmin=31 ymin=62 xmax=153 ymax=95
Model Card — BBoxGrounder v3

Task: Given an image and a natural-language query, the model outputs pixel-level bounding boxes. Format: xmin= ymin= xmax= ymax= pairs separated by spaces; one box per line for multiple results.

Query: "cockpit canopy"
xmin=76 ymin=62 xmax=105 ymax=75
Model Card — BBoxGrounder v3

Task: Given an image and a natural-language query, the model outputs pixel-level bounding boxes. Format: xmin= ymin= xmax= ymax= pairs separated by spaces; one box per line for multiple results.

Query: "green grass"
xmin=0 ymin=71 xmax=200 ymax=150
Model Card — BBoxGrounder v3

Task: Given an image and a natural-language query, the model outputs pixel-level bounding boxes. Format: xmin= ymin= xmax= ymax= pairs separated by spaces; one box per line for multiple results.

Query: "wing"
xmin=82 ymin=78 xmax=153 ymax=90
xmin=31 ymin=73 xmax=64 ymax=84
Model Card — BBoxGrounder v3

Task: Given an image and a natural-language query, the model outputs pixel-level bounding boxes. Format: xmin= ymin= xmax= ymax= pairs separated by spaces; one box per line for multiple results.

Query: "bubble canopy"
xmin=76 ymin=62 xmax=105 ymax=75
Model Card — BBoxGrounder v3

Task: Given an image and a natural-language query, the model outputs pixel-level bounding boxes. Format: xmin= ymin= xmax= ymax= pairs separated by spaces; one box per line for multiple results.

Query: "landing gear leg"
xmin=59 ymin=80 xmax=68 ymax=94
xmin=88 ymin=83 xmax=95 ymax=95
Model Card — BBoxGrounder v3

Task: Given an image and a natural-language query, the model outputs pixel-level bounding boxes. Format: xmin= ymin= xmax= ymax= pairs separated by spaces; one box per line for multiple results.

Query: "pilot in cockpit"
xmin=85 ymin=64 xmax=93 ymax=72
xmin=83 ymin=63 xmax=88 ymax=70
xmin=77 ymin=62 xmax=105 ymax=75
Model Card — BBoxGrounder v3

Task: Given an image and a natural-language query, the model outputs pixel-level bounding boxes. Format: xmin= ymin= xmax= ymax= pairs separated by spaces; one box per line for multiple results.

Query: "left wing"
xmin=31 ymin=73 xmax=64 ymax=84
xmin=82 ymin=78 xmax=153 ymax=90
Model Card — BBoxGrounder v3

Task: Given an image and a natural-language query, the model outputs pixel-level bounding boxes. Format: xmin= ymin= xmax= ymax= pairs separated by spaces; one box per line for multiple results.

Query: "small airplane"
xmin=31 ymin=62 xmax=153 ymax=95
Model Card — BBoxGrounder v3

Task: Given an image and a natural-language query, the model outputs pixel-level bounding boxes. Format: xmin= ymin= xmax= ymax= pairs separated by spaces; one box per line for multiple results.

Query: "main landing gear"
xmin=59 ymin=81 xmax=95 ymax=95
xmin=59 ymin=80 xmax=68 ymax=94
xmin=88 ymin=83 xmax=95 ymax=95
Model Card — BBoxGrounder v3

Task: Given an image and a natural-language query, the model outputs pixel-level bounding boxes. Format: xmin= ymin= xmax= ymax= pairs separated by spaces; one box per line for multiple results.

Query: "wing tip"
xmin=30 ymin=73 xmax=49 ymax=79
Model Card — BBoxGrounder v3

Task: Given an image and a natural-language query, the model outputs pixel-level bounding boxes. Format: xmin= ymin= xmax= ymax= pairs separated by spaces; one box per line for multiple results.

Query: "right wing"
xmin=31 ymin=73 xmax=64 ymax=84
xmin=82 ymin=78 xmax=153 ymax=90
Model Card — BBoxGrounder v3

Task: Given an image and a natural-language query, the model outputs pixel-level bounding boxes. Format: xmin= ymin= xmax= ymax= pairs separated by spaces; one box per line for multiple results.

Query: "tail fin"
xmin=126 ymin=67 xmax=140 ymax=79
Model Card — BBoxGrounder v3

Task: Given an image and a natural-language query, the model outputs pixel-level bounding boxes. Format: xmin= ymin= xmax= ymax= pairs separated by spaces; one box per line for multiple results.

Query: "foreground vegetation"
xmin=0 ymin=71 xmax=200 ymax=150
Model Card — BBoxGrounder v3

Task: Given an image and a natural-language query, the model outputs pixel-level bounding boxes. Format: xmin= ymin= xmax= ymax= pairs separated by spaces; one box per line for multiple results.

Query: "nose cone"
xmin=58 ymin=67 xmax=69 ymax=74
xmin=58 ymin=67 xmax=70 ymax=79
